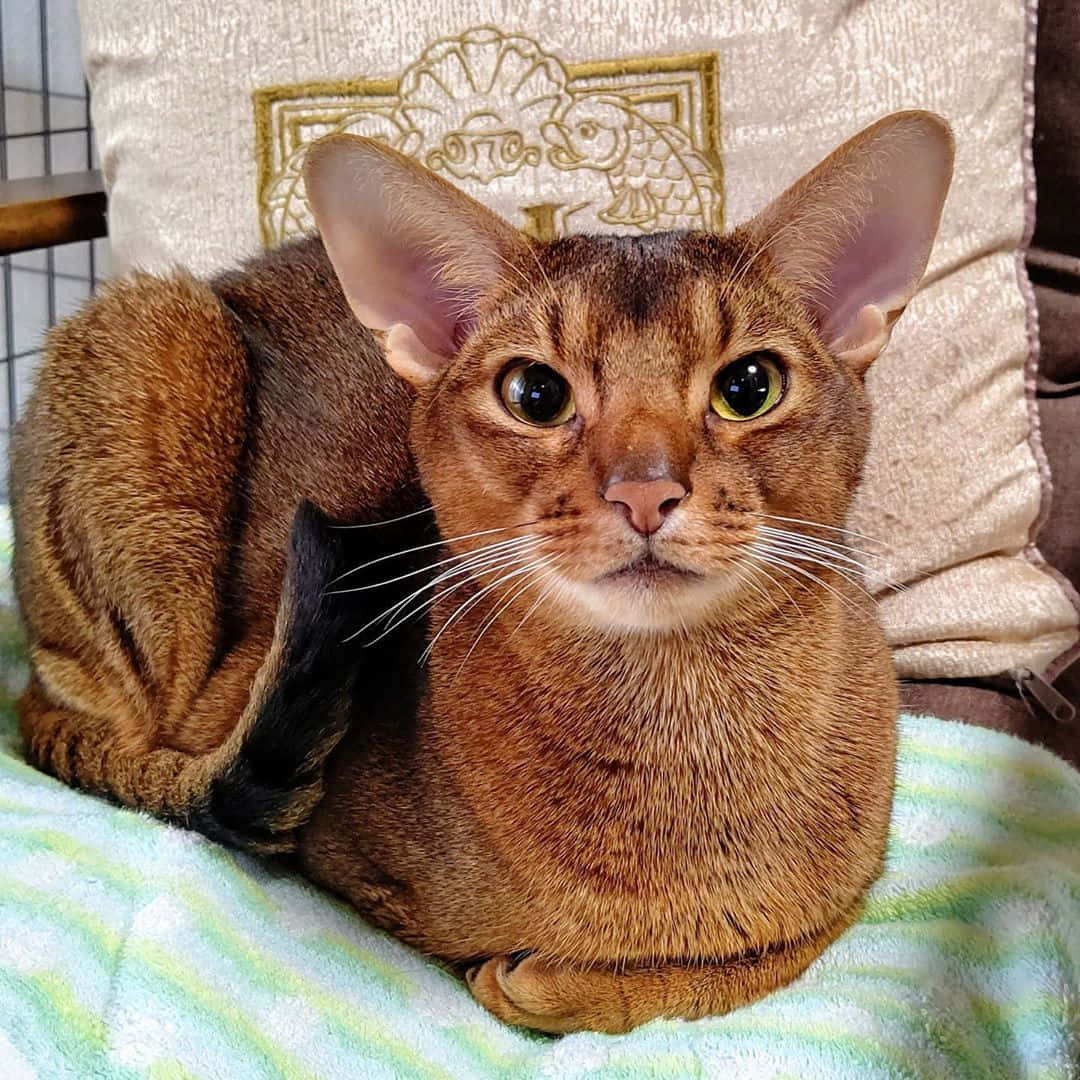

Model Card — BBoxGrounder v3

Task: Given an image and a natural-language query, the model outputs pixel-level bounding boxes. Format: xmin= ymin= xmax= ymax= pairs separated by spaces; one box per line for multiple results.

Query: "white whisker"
xmin=755 ymin=513 xmax=891 ymax=551
xmin=420 ymin=558 xmax=551 ymax=665
xmin=329 ymin=519 xmax=540 ymax=585
xmin=747 ymin=545 xmax=873 ymax=622
xmin=756 ymin=527 xmax=877 ymax=571
xmin=756 ymin=524 xmax=888 ymax=565
xmin=509 ymin=565 xmax=563 ymax=639
xmin=736 ymin=556 xmax=805 ymax=618
xmin=452 ymin=563 xmax=559 ymax=682
xmin=757 ymin=534 xmax=904 ymax=596
xmin=754 ymin=539 xmax=877 ymax=598
xmin=330 ymin=504 xmax=436 ymax=529
xmin=350 ymin=544 xmax=542 ymax=646
xmin=327 ymin=534 xmax=539 ymax=596
xmin=374 ymin=545 xmax=542 ymax=634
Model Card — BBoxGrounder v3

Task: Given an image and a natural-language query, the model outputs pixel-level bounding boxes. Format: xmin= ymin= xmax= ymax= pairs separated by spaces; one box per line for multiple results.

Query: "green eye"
xmin=500 ymin=362 xmax=576 ymax=427
xmin=710 ymin=353 xmax=784 ymax=421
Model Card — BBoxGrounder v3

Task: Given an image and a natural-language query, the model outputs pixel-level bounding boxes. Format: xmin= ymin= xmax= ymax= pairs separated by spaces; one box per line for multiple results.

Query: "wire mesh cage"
xmin=0 ymin=0 xmax=107 ymax=496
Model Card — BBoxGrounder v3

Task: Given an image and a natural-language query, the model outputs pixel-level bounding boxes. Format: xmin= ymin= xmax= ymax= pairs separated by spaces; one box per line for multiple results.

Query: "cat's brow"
xmin=548 ymin=300 xmax=563 ymax=358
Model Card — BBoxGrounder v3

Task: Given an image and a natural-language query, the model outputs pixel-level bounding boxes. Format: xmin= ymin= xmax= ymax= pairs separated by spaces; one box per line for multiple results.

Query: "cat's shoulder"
xmin=211 ymin=234 xmax=352 ymax=333
xmin=54 ymin=268 xmax=235 ymax=394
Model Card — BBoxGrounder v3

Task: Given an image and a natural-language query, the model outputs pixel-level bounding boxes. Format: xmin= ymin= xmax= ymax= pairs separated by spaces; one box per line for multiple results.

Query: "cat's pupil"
xmin=718 ymin=358 xmax=770 ymax=417
xmin=517 ymin=365 xmax=568 ymax=423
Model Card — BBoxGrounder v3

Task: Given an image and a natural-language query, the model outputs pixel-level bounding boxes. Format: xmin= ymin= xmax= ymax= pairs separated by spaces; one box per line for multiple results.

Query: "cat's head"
xmin=305 ymin=112 xmax=953 ymax=633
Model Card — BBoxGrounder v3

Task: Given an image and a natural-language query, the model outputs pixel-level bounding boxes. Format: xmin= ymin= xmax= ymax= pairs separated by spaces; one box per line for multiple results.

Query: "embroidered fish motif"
xmin=544 ymin=95 xmax=722 ymax=231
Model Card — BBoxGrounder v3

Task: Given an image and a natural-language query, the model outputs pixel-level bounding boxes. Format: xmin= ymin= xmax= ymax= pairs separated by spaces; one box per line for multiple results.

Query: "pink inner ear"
xmin=755 ymin=113 xmax=954 ymax=356
xmin=385 ymin=322 xmax=454 ymax=383
xmin=304 ymin=135 xmax=528 ymax=366
xmin=815 ymin=214 xmax=913 ymax=345
xmin=413 ymin=248 xmax=485 ymax=349
xmin=375 ymin=253 xmax=476 ymax=358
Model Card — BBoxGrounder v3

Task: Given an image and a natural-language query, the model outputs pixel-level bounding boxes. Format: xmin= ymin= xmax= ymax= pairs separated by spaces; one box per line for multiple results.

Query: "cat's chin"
xmin=560 ymin=567 xmax=747 ymax=634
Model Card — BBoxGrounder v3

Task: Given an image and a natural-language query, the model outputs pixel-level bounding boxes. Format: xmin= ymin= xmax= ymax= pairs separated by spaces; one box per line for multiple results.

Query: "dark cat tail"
xmin=185 ymin=500 xmax=381 ymax=854
xmin=23 ymin=501 xmax=417 ymax=856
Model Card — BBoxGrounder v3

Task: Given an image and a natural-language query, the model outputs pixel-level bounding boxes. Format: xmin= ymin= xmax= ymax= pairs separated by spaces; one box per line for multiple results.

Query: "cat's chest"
xmin=433 ymin=669 xmax=804 ymax=862
xmin=306 ymin=645 xmax=891 ymax=964
xmin=415 ymin=687 xmax=813 ymax=958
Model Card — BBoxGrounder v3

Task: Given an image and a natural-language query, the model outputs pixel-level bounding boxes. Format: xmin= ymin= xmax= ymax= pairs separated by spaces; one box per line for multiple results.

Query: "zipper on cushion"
xmin=1011 ymin=668 xmax=1076 ymax=725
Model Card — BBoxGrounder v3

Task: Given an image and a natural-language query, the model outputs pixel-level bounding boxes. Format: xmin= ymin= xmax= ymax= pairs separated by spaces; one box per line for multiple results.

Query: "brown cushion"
xmin=1024 ymin=0 xmax=1080 ymax=722
xmin=1032 ymin=273 xmax=1080 ymax=388
xmin=1036 ymin=391 xmax=1080 ymax=713
xmin=1033 ymin=0 xmax=1080 ymax=258
xmin=1038 ymin=394 xmax=1080 ymax=585
xmin=899 ymin=682 xmax=1079 ymax=769
xmin=923 ymin=385 xmax=1080 ymax=752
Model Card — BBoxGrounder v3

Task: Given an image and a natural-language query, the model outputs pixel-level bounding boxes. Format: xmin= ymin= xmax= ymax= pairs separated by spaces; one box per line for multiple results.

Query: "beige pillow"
xmin=79 ymin=0 xmax=1078 ymax=680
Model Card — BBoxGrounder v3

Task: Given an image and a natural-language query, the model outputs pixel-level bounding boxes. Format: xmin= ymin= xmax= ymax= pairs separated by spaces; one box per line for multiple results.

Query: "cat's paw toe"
xmin=466 ymin=954 xmax=605 ymax=1035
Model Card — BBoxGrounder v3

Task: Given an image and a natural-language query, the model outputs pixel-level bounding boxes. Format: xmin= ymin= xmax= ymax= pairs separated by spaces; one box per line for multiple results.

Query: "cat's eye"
xmin=499 ymin=362 xmax=576 ymax=427
xmin=710 ymin=353 xmax=785 ymax=421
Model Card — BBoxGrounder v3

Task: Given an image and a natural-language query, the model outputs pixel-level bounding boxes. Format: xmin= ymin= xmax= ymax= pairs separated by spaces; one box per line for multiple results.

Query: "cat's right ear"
xmin=743 ymin=110 xmax=954 ymax=376
xmin=303 ymin=135 xmax=532 ymax=388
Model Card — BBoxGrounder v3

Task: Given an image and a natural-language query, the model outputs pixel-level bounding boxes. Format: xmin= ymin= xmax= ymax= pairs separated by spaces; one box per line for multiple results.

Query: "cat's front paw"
xmin=466 ymin=953 xmax=631 ymax=1035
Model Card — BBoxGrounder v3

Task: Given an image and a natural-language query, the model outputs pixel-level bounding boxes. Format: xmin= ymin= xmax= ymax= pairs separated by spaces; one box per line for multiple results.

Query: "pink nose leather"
xmin=604 ymin=479 xmax=687 ymax=535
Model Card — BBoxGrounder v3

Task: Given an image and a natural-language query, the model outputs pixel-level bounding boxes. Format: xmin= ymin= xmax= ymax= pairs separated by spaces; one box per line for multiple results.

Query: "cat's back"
xmin=209 ymin=237 xmax=418 ymax=618
xmin=10 ymin=258 xmax=263 ymax=752
xmin=11 ymin=258 xmax=251 ymax=598
xmin=12 ymin=235 xmax=362 ymax=506
xmin=12 ymin=235 xmax=416 ymax=754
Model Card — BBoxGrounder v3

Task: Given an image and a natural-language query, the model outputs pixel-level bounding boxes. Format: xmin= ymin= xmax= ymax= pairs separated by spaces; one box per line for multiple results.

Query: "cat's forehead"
xmin=538 ymin=232 xmax=734 ymax=312
xmin=517 ymin=231 xmax=803 ymax=388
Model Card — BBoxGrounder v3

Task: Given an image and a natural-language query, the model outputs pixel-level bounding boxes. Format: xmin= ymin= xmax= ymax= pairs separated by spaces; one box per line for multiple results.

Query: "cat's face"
xmin=407 ymin=232 xmax=871 ymax=631
xmin=305 ymin=111 xmax=952 ymax=635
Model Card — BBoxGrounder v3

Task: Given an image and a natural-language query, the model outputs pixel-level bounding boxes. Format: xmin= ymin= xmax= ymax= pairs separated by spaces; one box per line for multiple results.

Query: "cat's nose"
xmin=604 ymin=479 xmax=687 ymax=536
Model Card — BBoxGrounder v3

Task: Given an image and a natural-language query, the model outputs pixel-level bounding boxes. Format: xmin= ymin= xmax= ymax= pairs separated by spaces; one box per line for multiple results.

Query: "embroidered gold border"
xmin=254 ymin=78 xmax=397 ymax=245
xmin=253 ymin=42 xmax=723 ymax=246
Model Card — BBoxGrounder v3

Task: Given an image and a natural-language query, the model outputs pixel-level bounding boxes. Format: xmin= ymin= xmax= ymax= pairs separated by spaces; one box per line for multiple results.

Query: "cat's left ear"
xmin=303 ymin=134 xmax=532 ymax=388
xmin=744 ymin=110 xmax=954 ymax=375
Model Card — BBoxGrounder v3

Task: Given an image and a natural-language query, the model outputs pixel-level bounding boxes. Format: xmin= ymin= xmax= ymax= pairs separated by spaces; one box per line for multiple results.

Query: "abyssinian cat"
xmin=12 ymin=111 xmax=953 ymax=1034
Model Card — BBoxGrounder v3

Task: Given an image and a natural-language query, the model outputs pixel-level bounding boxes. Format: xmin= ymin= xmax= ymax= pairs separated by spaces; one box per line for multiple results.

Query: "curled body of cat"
xmin=11 ymin=111 xmax=953 ymax=1034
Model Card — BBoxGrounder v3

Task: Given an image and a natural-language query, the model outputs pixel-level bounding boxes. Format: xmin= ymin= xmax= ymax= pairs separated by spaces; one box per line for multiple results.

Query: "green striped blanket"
xmin=0 ymin=527 xmax=1078 ymax=1076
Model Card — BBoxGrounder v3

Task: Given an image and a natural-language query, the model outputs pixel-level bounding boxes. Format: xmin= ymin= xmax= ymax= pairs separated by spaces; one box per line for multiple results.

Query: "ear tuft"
xmin=303 ymin=135 xmax=532 ymax=384
xmin=745 ymin=110 xmax=954 ymax=373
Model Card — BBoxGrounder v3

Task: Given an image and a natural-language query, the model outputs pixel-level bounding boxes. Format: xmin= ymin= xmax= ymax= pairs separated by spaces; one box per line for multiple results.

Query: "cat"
xmin=11 ymin=110 xmax=953 ymax=1034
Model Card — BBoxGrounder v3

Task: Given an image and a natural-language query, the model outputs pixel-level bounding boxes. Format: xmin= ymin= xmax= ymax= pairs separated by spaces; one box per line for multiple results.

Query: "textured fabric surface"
xmin=3 ymin=704 xmax=1079 ymax=1079
xmin=77 ymin=0 xmax=1078 ymax=679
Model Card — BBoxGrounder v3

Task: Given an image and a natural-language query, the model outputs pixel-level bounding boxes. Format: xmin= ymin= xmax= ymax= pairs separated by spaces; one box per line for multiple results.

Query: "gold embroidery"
xmin=254 ymin=26 xmax=724 ymax=246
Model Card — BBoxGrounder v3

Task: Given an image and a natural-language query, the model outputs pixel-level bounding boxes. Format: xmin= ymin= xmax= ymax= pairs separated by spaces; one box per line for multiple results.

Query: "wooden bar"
xmin=0 ymin=171 xmax=106 ymax=255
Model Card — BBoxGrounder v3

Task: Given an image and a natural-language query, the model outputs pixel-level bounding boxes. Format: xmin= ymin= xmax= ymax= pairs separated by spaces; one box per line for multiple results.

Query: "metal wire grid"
xmin=0 ymin=0 xmax=105 ymax=494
